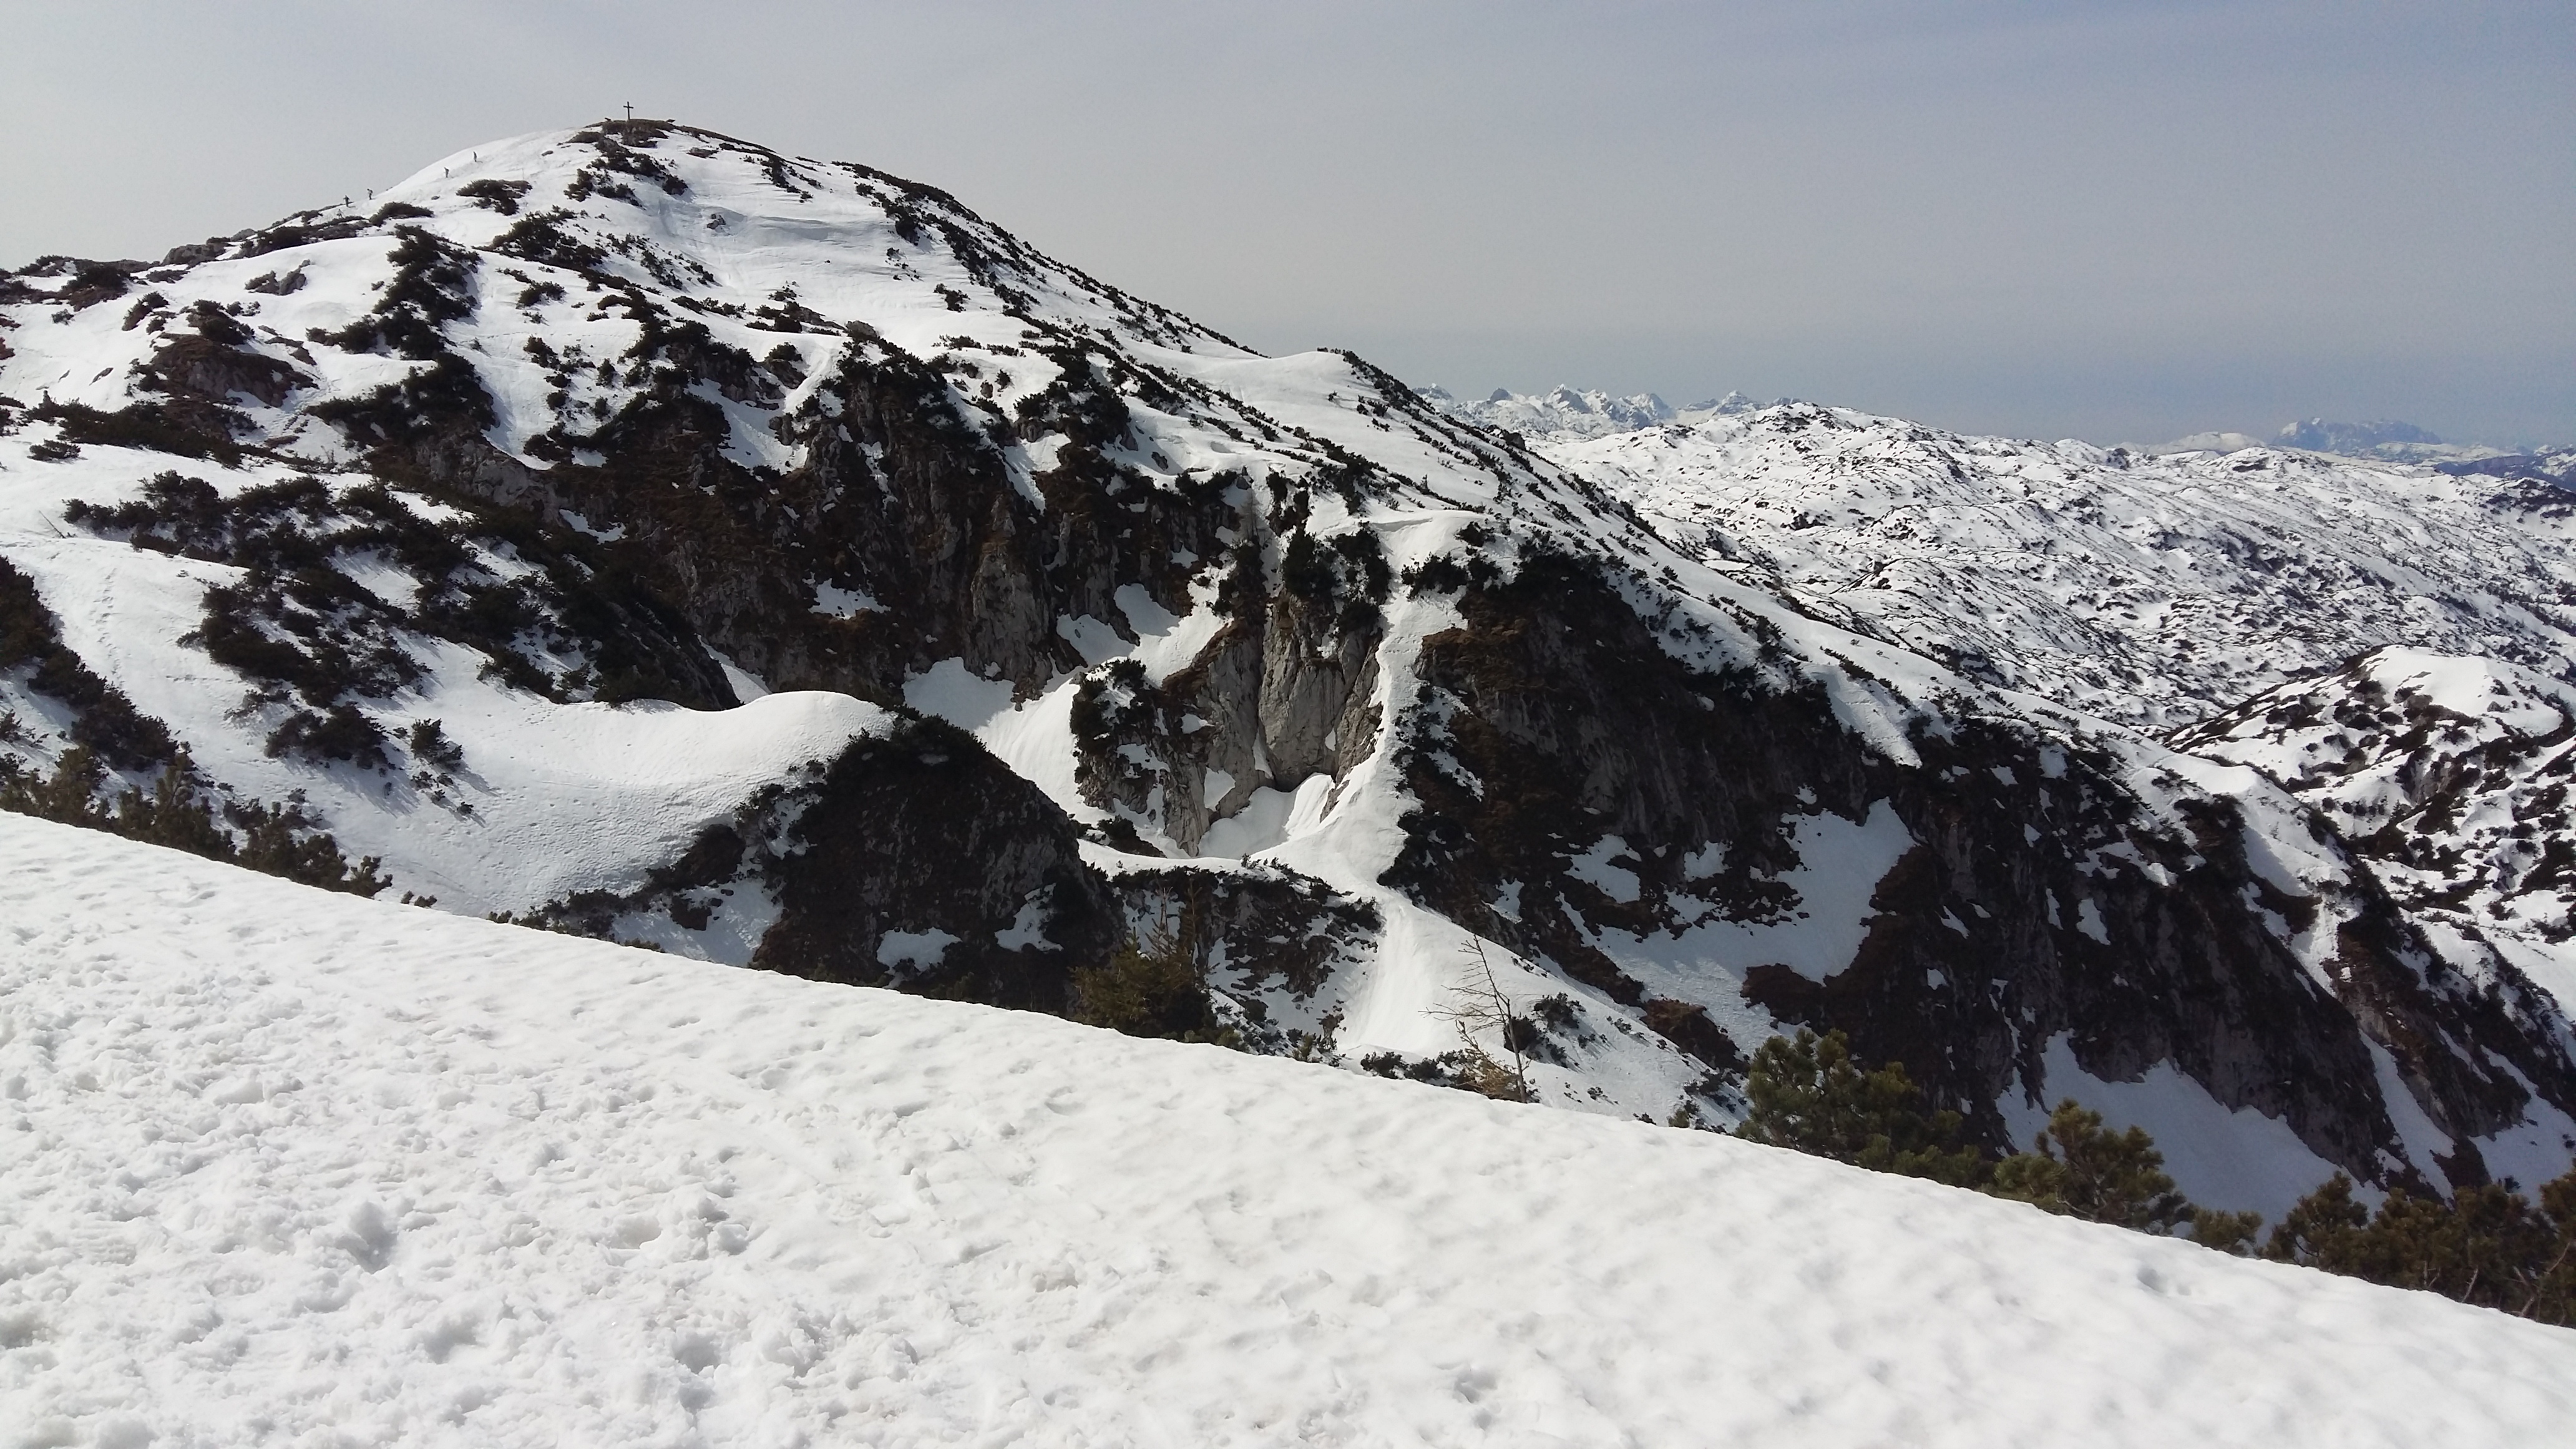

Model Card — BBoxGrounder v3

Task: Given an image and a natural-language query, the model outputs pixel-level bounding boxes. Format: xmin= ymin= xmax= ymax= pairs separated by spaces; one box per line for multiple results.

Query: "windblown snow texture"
xmin=6 ymin=812 xmax=2574 ymax=1448
xmin=4 ymin=123 xmax=2574 ymax=1212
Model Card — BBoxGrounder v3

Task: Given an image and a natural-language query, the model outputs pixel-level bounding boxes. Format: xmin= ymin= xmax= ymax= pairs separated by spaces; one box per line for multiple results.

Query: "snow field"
xmin=5 ymin=812 xmax=2575 ymax=1447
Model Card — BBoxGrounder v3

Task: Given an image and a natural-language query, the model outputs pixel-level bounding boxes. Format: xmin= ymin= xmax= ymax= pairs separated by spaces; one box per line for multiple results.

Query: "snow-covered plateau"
xmin=3 ymin=120 xmax=2575 ymax=1227
xmin=6 ymin=811 xmax=2574 ymax=1447
xmin=1531 ymin=399 xmax=2576 ymax=729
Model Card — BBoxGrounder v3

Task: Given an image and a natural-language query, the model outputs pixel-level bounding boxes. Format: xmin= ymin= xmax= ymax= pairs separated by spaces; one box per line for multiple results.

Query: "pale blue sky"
xmin=6 ymin=1 xmax=2568 ymax=444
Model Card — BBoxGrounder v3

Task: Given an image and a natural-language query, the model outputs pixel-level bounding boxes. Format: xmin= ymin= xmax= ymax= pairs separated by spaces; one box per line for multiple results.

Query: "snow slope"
xmin=5 ymin=811 xmax=2574 ymax=1448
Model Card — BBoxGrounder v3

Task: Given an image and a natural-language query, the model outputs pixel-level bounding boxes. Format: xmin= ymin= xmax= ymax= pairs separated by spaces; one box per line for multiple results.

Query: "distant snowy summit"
xmin=2173 ymin=417 xmax=2536 ymax=467
xmin=1418 ymin=383 xmax=1785 ymax=442
xmin=2276 ymin=417 xmax=2448 ymax=456
xmin=2134 ymin=418 xmax=2572 ymax=484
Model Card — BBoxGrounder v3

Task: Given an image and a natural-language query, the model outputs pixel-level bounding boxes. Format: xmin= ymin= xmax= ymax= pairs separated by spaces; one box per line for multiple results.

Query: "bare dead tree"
xmin=1433 ymin=938 xmax=1532 ymax=1102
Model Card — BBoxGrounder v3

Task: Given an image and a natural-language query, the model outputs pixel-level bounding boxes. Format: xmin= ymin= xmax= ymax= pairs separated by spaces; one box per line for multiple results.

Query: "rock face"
xmin=5 ymin=120 xmax=2574 ymax=1210
xmin=751 ymin=718 xmax=1120 ymax=1007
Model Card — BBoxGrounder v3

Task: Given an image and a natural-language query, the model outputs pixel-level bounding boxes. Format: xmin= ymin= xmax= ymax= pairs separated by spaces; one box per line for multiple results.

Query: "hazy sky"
xmin=6 ymin=2 xmax=2569 ymax=444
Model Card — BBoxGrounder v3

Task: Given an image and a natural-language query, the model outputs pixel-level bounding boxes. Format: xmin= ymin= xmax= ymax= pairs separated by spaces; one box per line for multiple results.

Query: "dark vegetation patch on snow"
xmin=31 ymin=398 xmax=245 ymax=467
xmin=1102 ymin=866 xmax=1379 ymax=1056
xmin=62 ymin=470 xmax=735 ymax=746
xmin=0 ymin=555 xmax=176 ymax=771
xmin=456 ymin=177 xmax=532 ymax=215
xmin=1737 ymin=1023 xmax=2576 ymax=1322
xmin=0 ymin=559 xmax=384 ymax=894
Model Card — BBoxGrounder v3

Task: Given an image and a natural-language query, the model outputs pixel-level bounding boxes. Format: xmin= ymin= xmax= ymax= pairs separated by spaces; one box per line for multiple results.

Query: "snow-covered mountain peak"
xmin=2265 ymin=416 xmax=2534 ymax=465
xmin=8 ymin=122 xmax=2576 ymax=1208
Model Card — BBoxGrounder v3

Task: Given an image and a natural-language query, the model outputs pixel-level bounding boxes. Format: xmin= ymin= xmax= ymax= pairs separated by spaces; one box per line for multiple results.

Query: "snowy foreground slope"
xmin=6 ymin=812 xmax=2574 ymax=1448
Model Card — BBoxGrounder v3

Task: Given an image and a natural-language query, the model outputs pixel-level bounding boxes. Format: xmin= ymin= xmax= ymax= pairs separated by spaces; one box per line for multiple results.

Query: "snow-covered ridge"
xmin=7 ymin=811 xmax=2574 ymax=1448
xmin=1434 ymin=389 xmax=2568 ymax=469
xmin=2180 ymin=647 xmax=2576 ymax=1042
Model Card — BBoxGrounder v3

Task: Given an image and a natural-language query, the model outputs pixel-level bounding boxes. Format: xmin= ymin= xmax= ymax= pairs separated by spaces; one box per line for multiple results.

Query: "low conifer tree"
xmin=2263 ymin=1169 xmax=2576 ymax=1324
xmin=1986 ymin=1099 xmax=2193 ymax=1233
xmin=1734 ymin=1028 xmax=1985 ymax=1186
xmin=1070 ymin=890 xmax=1239 ymax=1048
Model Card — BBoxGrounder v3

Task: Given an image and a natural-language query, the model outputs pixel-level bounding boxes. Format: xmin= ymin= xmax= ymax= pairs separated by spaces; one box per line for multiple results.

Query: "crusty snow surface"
xmin=6 ymin=813 xmax=2574 ymax=1448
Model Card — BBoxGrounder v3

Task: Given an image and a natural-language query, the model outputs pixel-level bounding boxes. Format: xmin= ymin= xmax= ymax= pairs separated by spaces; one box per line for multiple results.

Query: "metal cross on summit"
xmin=623 ymin=102 xmax=634 ymax=124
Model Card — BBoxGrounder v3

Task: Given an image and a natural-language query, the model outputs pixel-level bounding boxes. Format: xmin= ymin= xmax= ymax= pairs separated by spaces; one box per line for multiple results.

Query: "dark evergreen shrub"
xmin=122 ymin=292 xmax=170 ymax=329
xmin=185 ymin=300 xmax=253 ymax=346
xmin=228 ymin=793 xmax=388 ymax=894
xmin=1403 ymin=555 xmax=1472 ymax=593
xmin=1734 ymin=1027 xmax=1986 ymax=1187
xmin=1282 ymin=530 xmax=1333 ymax=603
xmin=265 ymin=704 xmax=392 ymax=769
xmin=457 ymin=178 xmax=532 ymax=215
xmin=0 ymin=746 xmax=386 ymax=897
xmin=1071 ymin=929 xmax=1223 ymax=1042
xmin=492 ymin=211 xmax=607 ymax=275
xmin=323 ymin=228 xmax=477 ymax=360
xmin=31 ymin=399 xmax=241 ymax=465
xmin=1987 ymin=1100 xmax=2194 ymax=1233
xmin=61 ymin=259 xmax=139 ymax=308
xmin=406 ymin=718 xmax=463 ymax=774
xmin=2265 ymin=1170 xmax=2576 ymax=1324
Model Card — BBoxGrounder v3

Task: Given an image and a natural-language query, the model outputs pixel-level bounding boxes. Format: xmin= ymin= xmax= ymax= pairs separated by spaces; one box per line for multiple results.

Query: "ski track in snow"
xmin=4 ymin=812 xmax=2575 ymax=1448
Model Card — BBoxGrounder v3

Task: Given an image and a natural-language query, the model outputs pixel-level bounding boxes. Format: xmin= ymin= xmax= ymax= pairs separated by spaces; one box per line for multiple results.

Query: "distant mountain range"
xmin=1437 ymin=388 xmax=2570 ymax=472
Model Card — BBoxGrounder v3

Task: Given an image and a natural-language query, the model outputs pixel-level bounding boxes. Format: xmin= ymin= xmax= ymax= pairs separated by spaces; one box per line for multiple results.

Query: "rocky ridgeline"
xmin=2 ymin=120 xmax=2570 ymax=1208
